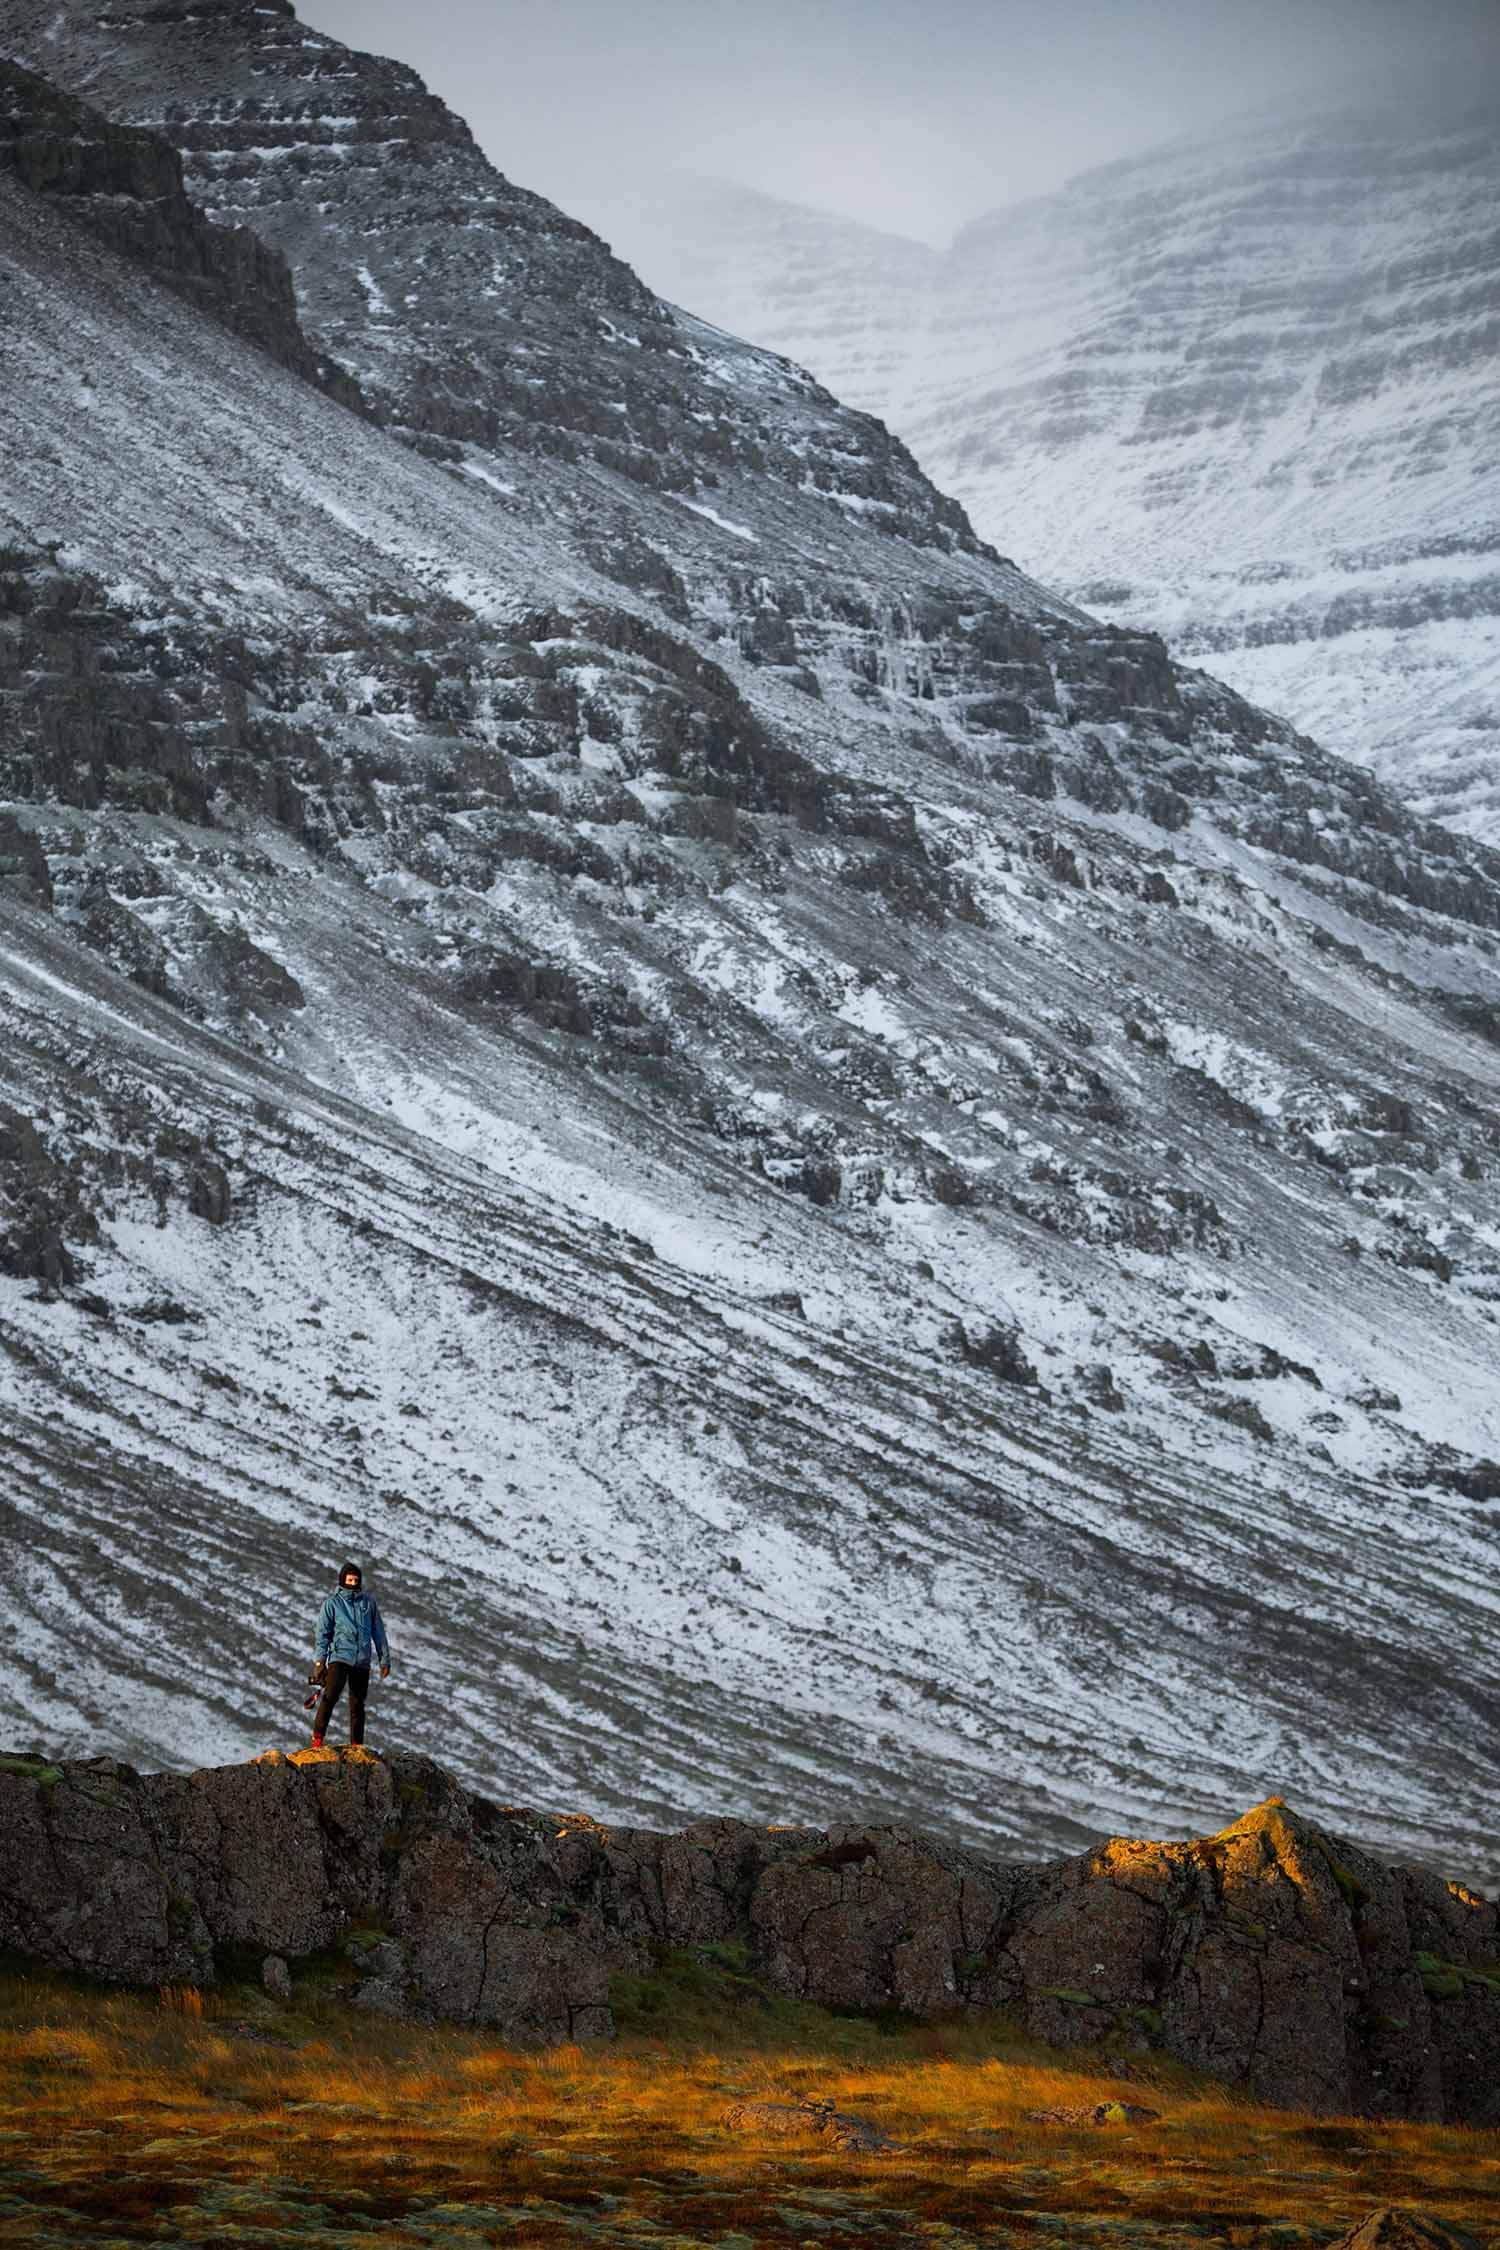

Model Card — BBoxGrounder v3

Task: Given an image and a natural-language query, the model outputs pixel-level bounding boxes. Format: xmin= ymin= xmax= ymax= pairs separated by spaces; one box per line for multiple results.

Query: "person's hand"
xmin=310 ymin=1660 xmax=326 ymax=1683
xmin=380 ymin=1663 xmax=391 ymax=1680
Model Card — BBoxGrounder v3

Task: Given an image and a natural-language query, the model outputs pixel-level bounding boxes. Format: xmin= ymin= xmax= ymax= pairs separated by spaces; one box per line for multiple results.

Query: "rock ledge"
xmin=1 ymin=1750 xmax=1496 ymax=2123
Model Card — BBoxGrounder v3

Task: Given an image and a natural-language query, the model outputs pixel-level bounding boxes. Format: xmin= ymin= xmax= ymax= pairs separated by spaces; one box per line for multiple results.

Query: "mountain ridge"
xmin=629 ymin=103 xmax=1500 ymax=839
xmin=2 ymin=0 xmax=986 ymax=562
xmin=1 ymin=15 xmax=1499 ymax=1876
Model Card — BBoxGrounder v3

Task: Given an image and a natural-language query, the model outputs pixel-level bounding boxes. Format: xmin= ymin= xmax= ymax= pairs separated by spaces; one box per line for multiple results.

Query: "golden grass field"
xmin=0 ymin=1947 xmax=1495 ymax=2246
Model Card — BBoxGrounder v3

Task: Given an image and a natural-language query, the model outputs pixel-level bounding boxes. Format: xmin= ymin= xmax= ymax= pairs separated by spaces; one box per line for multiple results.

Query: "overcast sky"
xmin=305 ymin=0 xmax=1500 ymax=252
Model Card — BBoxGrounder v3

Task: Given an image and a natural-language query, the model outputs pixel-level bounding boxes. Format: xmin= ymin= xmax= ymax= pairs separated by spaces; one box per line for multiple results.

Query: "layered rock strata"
xmin=1 ymin=21 xmax=1499 ymax=1873
xmin=633 ymin=111 xmax=1500 ymax=839
xmin=0 ymin=55 xmax=357 ymax=402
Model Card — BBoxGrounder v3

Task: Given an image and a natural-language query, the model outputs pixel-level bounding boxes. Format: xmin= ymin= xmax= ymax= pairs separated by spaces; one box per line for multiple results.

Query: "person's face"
xmin=343 ymin=1574 xmax=359 ymax=1590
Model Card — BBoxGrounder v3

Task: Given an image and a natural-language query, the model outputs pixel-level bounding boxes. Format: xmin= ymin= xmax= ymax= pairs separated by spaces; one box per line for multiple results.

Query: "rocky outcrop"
xmin=0 ymin=56 xmax=359 ymax=404
xmin=3 ymin=12 xmax=1500 ymax=1901
xmin=720 ymin=2097 xmax=901 ymax=2151
xmin=0 ymin=811 xmax=50 ymax=906
xmin=0 ymin=1107 xmax=100 ymax=1292
xmin=2 ymin=1751 xmax=1496 ymax=2125
xmin=1330 ymin=2218 xmax=1486 ymax=2250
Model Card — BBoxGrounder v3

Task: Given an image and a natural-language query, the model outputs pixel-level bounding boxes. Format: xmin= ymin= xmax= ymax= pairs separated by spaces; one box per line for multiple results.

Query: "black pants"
xmin=313 ymin=1661 xmax=370 ymax=1744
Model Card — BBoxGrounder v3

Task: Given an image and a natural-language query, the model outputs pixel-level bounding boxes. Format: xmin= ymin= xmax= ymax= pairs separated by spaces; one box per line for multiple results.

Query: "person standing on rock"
xmin=309 ymin=1561 xmax=390 ymax=1749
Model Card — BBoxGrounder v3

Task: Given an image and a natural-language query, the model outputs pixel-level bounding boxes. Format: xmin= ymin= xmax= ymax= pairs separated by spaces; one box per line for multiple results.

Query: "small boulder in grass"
xmin=1024 ymin=2100 xmax=1162 ymax=2128
xmin=1329 ymin=2214 xmax=1484 ymax=2250
xmin=720 ymin=2097 xmax=901 ymax=2153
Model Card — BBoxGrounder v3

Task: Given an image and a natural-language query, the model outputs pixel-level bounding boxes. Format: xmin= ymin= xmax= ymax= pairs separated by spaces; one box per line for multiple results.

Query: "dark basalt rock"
xmin=1444 ymin=1459 xmax=1500 ymax=1503
xmin=0 ymin=1107 xmax=100 ymax=1293
xmin=950 ymin=1319 xmax=1041 ymax=1387
xmin=3 ymin=1755 xmax=1496 ymax=2125
xmin=1 ymin=2 xmax=972 ymax=548
xmin=188 ymin=1162 xmax=232 ymax=1226
xmin=1082 ymin=1363 xmax=1126 ymax=1413
xmin=1329 ymin=2215 xmax=1486 ymax=2250
xmin=0 ymin=57 xmax=361 ymax=406
xmin=2 ymin=9 xmax=1500 ymax=1893
xmin=0 ymin=811 xmax=51 ymax=906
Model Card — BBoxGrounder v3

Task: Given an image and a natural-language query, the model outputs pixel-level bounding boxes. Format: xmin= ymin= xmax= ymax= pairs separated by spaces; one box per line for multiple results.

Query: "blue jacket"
xmin=316 ymin=1585 xmax=389 ymax=1668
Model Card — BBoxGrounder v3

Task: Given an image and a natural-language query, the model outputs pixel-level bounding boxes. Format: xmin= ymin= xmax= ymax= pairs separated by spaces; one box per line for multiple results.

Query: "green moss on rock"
xmin=1414 ymin=1950 xmax=1500 ymax=2001
xmin=0 ymin=1755 xmax=64 ymax=1785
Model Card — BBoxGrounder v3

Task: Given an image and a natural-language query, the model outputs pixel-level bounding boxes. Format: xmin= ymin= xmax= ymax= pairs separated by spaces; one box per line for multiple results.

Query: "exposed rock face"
xmin=0 ymin=811 xmax=50 ymax=907
xmin=0 ymin=56 xmax=356 ymax=403
xmin=0 ymin=1107 xmax=99 ymax=1292
xmin=1 ymin=0 xmax=966 ymax=547
xmin=2 ymin=1752 xmax=1497 ymax=2125
xmin=1 ymin=20 xmax=1499 ymax=1878
xmin=632 ymin=110 xmax=1500 ymax=839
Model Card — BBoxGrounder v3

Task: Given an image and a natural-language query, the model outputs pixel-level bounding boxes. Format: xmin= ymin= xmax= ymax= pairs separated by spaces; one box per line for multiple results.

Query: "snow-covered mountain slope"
xmin=3 ymin=0 xmax=975 ymax=562
xmin=631 ymin=110 xmax=1500 ymax=842
xmin=2 ymin=23 xmax=1500 ymax=1876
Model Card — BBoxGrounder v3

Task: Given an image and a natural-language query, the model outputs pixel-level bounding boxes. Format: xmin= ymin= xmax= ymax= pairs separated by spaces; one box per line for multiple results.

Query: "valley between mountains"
xmin=1 ymin=3 xmax=1499 ymax=1882
xmin=636 ymin=105 xmax=1500 ymax=842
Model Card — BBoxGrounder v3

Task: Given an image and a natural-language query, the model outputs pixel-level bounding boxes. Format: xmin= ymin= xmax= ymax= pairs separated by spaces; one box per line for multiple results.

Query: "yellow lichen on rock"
xmin=1447 ymin=1881 xmax=1488 ymax=1911
xmin=554 ymin=1811 xmax=611 ymax=1840
xmin=268 ymin=1745 xmax=381 ymax=1769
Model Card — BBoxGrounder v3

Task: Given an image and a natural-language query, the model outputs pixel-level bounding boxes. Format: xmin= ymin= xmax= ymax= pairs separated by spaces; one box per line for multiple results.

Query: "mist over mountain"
xmin=633 ymin=103 xmax=1500 ymax=842
xmin=300 ymin=0 xmax=1500 ymax=251
xmin=1 ymin=1 xmax=1499 ymax=1882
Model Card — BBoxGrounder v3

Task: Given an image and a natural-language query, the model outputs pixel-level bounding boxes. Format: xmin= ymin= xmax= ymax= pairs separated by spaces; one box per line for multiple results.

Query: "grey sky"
xmin=305 ymin=0 xmax=1500 ymax=252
